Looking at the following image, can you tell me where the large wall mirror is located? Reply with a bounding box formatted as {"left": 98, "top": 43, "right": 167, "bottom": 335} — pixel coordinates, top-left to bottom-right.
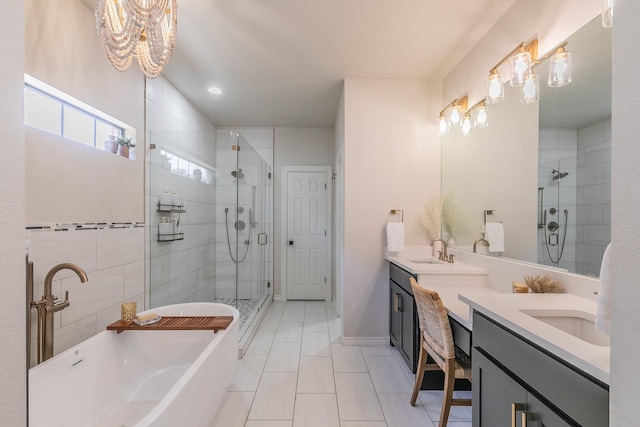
{"left": 442, "top": 16, "right": 611, "bottom": 278}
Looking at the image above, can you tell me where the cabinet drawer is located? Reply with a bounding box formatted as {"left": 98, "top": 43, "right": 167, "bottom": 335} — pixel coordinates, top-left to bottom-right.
{"left": 473, "top": 311, "right": 609, "bottom": 427}
{"left": 389, "top": 263, "right": 415, "bottom": 294}
{"left": 450, "top": 317, "right": 471, "bottom": 355}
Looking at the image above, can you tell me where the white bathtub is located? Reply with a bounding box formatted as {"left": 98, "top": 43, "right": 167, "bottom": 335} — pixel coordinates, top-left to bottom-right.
{"left": 29, "top": 302, "right": 239, "bottom": 427}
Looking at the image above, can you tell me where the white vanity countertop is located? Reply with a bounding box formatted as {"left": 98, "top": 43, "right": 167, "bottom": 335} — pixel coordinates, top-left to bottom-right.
{"left": 425, "top": 286, "right": 499, "bottom": 328}
{"left": 386, "top": 255, "right": 487, "bottom": 275}
{"left": 460, "top": 293, "right": 610, "bottom": 385}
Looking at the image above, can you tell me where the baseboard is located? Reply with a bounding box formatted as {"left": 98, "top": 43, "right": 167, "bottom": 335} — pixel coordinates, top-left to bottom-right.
{"left": 341, "top": 336, "right": 390, "bottom": 346}
{"left": 273, "top": 295, "right": 286, "bottom": 301}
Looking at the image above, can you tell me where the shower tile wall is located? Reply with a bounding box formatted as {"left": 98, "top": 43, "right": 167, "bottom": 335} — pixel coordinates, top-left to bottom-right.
{"left": 215, "top": 129, "right": 274, "bottom": 301}
{"left": 538, "top": 118, "right": 611, "bottom": 275}
{"left": 576, "top": 119, "right": 611, "bottom": 276}
{"left": 538, "top": 129, "right": 577, "bottom": 271}
{"left": 146, "top": 77, "right": 218, "bottom": 307}
{"left": 27, "top": 226, "right": 145, "bottom": 365}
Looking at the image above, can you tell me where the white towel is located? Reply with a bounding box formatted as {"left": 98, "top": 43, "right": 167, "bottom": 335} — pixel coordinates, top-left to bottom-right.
{"left": 596, "top": 243, "right": 612, "bottom": 335}
{"left": 386, "top": 223, "right": 405, "bottom": 252}
{"left": 485, "top": 222, "right": 505, "bottom": 252}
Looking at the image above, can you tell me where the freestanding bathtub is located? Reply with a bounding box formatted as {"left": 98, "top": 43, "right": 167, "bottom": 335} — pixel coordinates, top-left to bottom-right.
{"left": 29, "top": 302, "right": 239, "bottom": 427}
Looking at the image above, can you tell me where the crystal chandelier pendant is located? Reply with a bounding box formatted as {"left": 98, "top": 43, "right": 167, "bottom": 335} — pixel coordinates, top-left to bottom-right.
{"left": 96, "top": 0, "right": 178, "bottom": 79}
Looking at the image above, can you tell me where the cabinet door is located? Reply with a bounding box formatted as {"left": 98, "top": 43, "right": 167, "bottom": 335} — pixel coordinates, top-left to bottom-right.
{"left": 389, "top": 282, "right": 402, "bottom": 348}
{"left": 524, "top": 393, "right": 574, "bottom": 427}
{"left": 472, "top": 348, "right": 527, "bottom": 427}
{"left": 400, "top": 288, "right": 414, "bottom": 368}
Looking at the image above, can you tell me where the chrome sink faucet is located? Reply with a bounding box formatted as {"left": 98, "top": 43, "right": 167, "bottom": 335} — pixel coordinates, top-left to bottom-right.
{"left": 33, "top": 263, "right": 88, "bottom": 363}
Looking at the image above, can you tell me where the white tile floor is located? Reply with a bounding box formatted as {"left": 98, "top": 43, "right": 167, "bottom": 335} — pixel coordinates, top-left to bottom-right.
{"left": 213, "top": 300, "right": 473, "bottom": 427}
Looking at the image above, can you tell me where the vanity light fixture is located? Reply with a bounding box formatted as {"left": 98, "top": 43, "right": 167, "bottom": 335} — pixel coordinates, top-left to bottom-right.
{"left": 437, "top": 96, "right": 467, "bottom": 135}
{"left": 95, "top": 0, "right": 178, "bottom": 79}
{"left": 448, "top": 97, "right": 467, "bottom": 127}
{"left": 486, "top": 68, "right": 504, "bottom": 104}
{"left": 438, "top": 113, "right": 449, "bottom": 135}
{"left": 602, "top": 0, "right": 614, "bottom": 28}
{"left": 486, "top": 39, "right": 538, "bottom": 103}
{"left": 474, "top": 101, "right": 488, "bottom": 127}
{"left": 521, "top": 72, "right": 540, "bottom": 104}
{"left": 461, "top": 112, "right": 472, "bottom": 136}
{"left": 509, "top": 46, "right": 532, "bottom": 87}
{"left": 547, "top": 45, "right": 573, "bottom": 87}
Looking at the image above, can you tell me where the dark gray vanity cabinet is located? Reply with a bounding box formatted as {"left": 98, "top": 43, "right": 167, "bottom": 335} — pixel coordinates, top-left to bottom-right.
{"left": 472, "top": 311, "right": 609, "bottom": 427}
{"left": 389, "top": 263, "right": 417, "bottom": 369}
{"left": 388, "top": 262, "right": 471, "bottom": 391}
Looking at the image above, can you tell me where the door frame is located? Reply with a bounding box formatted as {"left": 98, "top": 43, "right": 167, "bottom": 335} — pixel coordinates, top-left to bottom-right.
{"left": 280, "top": 165, "right": 333, "bottom": 301}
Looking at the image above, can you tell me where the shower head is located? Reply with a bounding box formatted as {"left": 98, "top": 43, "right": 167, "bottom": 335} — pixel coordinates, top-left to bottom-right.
{"left": 552, "top": 169, "right": 569, "bottom": 180}
{"left": 231, "top": 169, "right": 244, "bottom": 179}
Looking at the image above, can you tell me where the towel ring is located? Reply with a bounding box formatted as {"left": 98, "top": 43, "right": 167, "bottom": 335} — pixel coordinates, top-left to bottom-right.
{"left": 388, "top": 209, "right": 404, "bottom": 224}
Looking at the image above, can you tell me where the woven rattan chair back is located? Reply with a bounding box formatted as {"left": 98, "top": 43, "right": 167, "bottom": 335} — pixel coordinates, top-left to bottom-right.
{"left": 409, "top": 278, "right": 456, "bottom": 365}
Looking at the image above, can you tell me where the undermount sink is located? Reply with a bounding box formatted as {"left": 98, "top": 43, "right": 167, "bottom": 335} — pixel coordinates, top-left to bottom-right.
{"left": 408, "top": 259, "right": 444, "bottom": 265}
{"left": 519, "top": 309, "right": 610, "bottom": 347}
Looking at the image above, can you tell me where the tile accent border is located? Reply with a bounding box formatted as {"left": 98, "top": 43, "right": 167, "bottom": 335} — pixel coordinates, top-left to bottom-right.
{"left": 26, "top": 222, "right": 145, "bottom": 232}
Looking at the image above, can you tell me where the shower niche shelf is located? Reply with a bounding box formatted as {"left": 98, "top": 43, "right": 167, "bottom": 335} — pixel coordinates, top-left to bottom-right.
{"left": 157, "top": 229, "right": 184, "bottom": 242}
{"left": 157, "top": 202, "right": 185, "bottom": 213}
{"left": 156, "top": 201, "right": 185, "bottom": 241}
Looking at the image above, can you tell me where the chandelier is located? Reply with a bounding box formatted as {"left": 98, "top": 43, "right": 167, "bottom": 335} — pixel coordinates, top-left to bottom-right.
{"left": 95, "top": 0, "right": 178, "bottom": 79}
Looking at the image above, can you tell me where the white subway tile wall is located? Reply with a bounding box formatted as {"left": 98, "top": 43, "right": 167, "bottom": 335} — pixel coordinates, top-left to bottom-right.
{"left": 28, "top": 226, "right": 145, "bottom": 364}
{"left": 538, "top": 118, "right": 611, "bottom": 275}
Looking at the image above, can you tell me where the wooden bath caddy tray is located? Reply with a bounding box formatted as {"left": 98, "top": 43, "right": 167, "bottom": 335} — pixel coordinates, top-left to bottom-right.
{"left": 107, "top": 316, "right": 234, "bottom": 334}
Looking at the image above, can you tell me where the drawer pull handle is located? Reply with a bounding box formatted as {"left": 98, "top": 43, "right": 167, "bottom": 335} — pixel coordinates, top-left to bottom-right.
{"left": 511, "top": 403, "right": 524, "bottom": 427}
{"left": 394, "top": 293, "right": 401, "bottom": 313}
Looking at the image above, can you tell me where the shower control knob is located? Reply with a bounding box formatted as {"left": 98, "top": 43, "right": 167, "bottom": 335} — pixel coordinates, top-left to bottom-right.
{"left": 549, "top": 207, "right": 557, "bottom": 215}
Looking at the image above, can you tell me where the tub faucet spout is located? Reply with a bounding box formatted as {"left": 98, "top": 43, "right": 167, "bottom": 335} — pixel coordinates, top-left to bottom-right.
{"left": 36, "top": 263, "right": 88, "bottom": 363}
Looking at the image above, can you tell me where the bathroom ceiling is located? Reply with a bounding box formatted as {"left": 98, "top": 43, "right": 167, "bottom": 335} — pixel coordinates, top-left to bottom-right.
{"left": 82, "top": 0, "right": 518, "bottom": 127}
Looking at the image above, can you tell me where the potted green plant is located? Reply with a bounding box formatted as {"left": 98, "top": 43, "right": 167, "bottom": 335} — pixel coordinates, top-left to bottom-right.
{"left": 116, "top": 136, "right": 136, "bottom": 158}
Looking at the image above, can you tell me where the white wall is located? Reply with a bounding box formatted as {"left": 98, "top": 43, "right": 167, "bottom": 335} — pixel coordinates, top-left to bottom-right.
{"left": 25, "top": 0, "right": 145, "bottom": 223}
{"left": 273, "top": 127, "right": 335, "bottom": 297}
{"left": 342, "top": 79, "right": 440, "bottom": 342}
{"left": 610, "top": 1, "right": 640, "bottom": 423}
{"left": 0, "top": 0, "right": 26, "bottom": 424}
{"left": 334, "top": 91, "right": 346, "bottom": 315}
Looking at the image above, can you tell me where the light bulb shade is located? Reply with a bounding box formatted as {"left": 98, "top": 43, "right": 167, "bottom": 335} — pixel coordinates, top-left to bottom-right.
{"left": 509, "top": 50, "right": 531, "bottom": 87}
{"left": 438, "top": 114, "right": 449, "bottom": 135}
{"left": 96, "top": 0, "right": 178, "bottom": 79}
{"left": 602, "top": 0, "right": 613, "bottom": 27}
{"left": 449, "top": 106, "right": 462, "bottom": 126}
{"left": 461, "top": 113, "right": 472, "bottom": 136}
{"left": 548, "top": 49, "right": 572, "bottom": 87}
{"left": 486, "top": 70, "right": 504, "bottom": 104}
{"left": 475, "top": 105, "right": 488, "bottom": 128}
{"left": 521, "top": 73, "right": 540, "bottom": 104}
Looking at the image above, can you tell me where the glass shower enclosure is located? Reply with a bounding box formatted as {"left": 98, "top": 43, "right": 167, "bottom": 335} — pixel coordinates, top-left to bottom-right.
{"left": 148, "top": 127, "right": 273, "bottom": 350}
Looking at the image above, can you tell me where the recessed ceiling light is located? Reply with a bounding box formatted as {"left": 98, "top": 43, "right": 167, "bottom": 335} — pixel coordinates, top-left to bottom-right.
{"left": 208, "top": 87, "right": 223, "bottom": 95}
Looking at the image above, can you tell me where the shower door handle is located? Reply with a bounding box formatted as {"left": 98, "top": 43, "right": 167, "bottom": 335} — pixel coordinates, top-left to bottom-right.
{"left": 289, "top": 240, "right": 294, "bottom": 246}
{"left": 258, "top": 233, "right": 268, "bottom": 245}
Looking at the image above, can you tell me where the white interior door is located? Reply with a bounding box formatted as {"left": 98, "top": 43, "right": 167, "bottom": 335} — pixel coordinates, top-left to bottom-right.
{"left": 283, "top": 167, "right": 331, "bottom": 300}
